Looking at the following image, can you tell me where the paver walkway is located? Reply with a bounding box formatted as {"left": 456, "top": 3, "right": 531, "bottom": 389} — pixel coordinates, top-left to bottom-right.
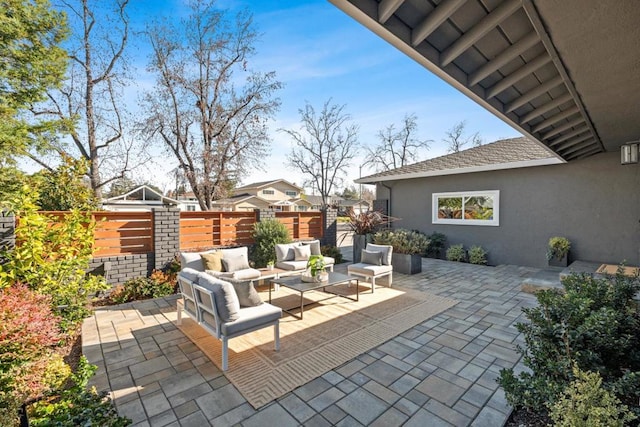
{"left": 82, "top": 258, "right": 540, "bottom": 426}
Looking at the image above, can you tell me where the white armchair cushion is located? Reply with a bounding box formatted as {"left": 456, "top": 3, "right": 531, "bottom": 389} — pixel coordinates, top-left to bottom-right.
{"left": 197, "top": 274, "right": 240, "bottom": 322}
{"left": 348, "top": 263, "right": 393, "bottom": 276}
{"left": 361, "top": 249, "right": 382, "bottom": 266}
{"left": 221, "top": 303, "right": 282, "bottom": 336}
{"left": 366, "top": 243, "right": 393, "bottom": 265}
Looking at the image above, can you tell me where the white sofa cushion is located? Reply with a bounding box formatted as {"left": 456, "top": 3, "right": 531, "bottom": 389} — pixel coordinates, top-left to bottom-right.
{"left": 276, "top": 260, "right": 308, "bottom": 271}
{"left": 275, "top": 242, "right": 296, "bottom": 262}
{"left": 301, "top": 240, "right": 322, "bottom": 256}
{"left": 294, "top": 244, "right": 311, "bottom": 260}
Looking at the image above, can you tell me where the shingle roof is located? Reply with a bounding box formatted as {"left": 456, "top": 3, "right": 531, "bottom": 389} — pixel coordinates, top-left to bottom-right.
{"left": 235, "top": 179, "right": 302, "bottom": 191}
{"left": 358, "top": 137, "right": 561, "bottom": 183}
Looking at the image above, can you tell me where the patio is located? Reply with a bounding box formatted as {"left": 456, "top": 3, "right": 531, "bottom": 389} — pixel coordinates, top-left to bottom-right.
{"left": 83, "top": 258, "right": 540, "bottom": 426}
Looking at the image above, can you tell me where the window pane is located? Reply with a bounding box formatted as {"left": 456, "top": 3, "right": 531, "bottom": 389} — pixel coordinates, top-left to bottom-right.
{"left": 464, "top": 196, "right": 493, "bottom": 220}
{"left": 437, "top": 197, "right": 462, "bottom": 219}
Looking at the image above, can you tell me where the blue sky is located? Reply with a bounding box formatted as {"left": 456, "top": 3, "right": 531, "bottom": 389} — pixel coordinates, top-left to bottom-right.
{"left": 128, "top": 0, "right": 521, "bottom": 192}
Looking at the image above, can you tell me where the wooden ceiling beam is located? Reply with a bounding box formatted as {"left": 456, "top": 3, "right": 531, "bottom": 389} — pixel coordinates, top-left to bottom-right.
{"left": 530, "top": 105, "right": 579, "bottom": 133}
{"left": 548, "top": 126, "right": 589, "bottom": 146}
{"left": 541, "top": 117, "right": 586, "bottom": 140}
{"left": 469, "top": 32, "right": 539, "bottom": 86}
{"left": 519, "top": 93, "right": 572, "bottom": 123}
{"left": 378, "top": 0, "right": 404, "bottom": 24}
{"left": 440, "top": 0, "right": 521, "bottom": 67}
{"left": 505, "top": 76, "right": 564, "bottom": 113}
{"left": 486, "top": 53, "right": 551, "bottom": 99}
{"left": 411, "top": 0, "right": 468, "bottom": 46}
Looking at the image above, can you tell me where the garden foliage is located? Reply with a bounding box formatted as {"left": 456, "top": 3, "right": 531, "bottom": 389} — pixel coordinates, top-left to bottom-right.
{"left": 425, "top": 232, "right": 446, "bottom": 258}
{"left": 445, "top": 244, "right": 467, "bottom": 262}
{"left": 251, "top": 219, "right": 291, "bottom": 267}
{"left": 109, "top": 273, "right": 176, "bottom": 305}
{"left": 0, "top": 186, "right": 107, "bottom": 330}
{"left": 549, "top": 365, "right": 636, "bottom": 427}
{"left": 321, "top": 245, "right": 343, "bottom": 264}
{"left": 372, "top": 228, "right": 429, "bottom": 255}
{"left": 498, "top": 271, "right": 640, "bottom": 422}
{"left": 468, "top": 245, "right": 488, "bottom": 265}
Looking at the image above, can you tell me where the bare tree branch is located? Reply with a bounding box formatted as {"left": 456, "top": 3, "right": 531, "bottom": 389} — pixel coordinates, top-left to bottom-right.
{"left": 443, "top": 120, "right": 483, "bottom": 153}
{"left": 282, "top": 99, "right": 360, "bottom": 208}
{"left": 365, "top": 113, "right": 430, "bottom": 171}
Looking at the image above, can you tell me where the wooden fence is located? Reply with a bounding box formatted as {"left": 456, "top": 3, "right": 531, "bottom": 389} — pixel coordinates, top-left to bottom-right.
{"left": 31, "top": 210, "right": 325, "bottom": 257}
{"left": 179, "top": 211, "right": 257, "bottom": 251}
{"left": 276, "top": 212, "right": 324, "bottom": 240}
{"left": 93, "top": 212, "right": 154, "bottom": 257}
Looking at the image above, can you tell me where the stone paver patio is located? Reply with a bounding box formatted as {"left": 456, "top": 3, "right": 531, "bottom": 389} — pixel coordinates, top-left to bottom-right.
{"left": 83, "top": 258, "right": 540, "bottom": 426}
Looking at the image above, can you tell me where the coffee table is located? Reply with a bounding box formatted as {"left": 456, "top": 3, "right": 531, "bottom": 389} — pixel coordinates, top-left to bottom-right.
{"left": 269, "top": 272, "right": 359, "bottom": 319}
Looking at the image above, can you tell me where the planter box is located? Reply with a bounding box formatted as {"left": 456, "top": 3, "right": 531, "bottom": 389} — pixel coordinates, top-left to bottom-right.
{"left": 352, "top": 234, "right": 368, "bottom": 263}
{"left": 392, "top": 253, "right": 422, "bottom": 275}
{"left": 548, "top": 253, "right": 568, "bottom": 268}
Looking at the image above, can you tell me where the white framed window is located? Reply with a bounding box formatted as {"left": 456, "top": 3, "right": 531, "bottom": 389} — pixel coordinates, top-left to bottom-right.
{"left": 262, "top": 189, "right": 275, "bottom": 195}
{"left": 432, "top": 190, "right": 499, "bottom": 226}
{"left": 285, "top": 190, "right": 297, "bottom": 197}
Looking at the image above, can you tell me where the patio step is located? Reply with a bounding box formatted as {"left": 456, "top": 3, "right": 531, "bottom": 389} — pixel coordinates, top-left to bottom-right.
{"left": 522, "top": 261, "right": 604, "bottom": 294}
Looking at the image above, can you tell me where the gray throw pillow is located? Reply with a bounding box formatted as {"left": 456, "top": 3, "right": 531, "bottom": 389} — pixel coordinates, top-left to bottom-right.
{"left": 221, "top": 254, "right": 250, "bottom": 272}
{"left": 302, "top": 240, "right": 322, "bottom": 256}
{"left": 361, "top": 249, "right": 383, "bottom": 266}
{"left": 231, "top": 281, "right": 263, "bottom": 307}
{"left": 196, "top": 274, "right": 240, "bottom": 322}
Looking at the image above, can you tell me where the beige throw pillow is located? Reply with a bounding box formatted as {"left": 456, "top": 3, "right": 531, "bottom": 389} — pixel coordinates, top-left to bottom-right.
{"left": 200, "top": 252, "right": 223, "bottom": 272}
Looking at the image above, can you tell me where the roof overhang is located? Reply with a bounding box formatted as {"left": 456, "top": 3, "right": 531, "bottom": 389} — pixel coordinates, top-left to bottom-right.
{"left": 329, "top": 0, "right": 640, "bottom": 161}
{"left": 357, "top": 156, "right": 561, "bottom": 183}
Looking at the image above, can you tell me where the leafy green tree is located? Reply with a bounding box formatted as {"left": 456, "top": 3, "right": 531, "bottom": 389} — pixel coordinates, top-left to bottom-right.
{"left": 33, "top": 155, "right": 98, "bottom": 210}
{"left": 0, "top": 0, "right": 68, "bottom": 164}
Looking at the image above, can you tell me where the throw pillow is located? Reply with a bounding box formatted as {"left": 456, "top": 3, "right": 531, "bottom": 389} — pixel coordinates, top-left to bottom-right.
{"left": 366, "top": 243, "right": 392, "bottom": 265}
{"left": 302, "top": 240, "right": 322, "bottom": 256}
{"left": 294, "top": 244, "right": 311, "bottom": 261}
{"left": 221, "top": 254, "right": 250, "bottom": 272}
{"left": 361, "top": 249, "right": 383, "bottom": 266}
{"left": 231, "top": 281, "right": 263, "bottom": 307}
{"left": 200, "top": 252, "right": 223, "bottom": 272}
{"left": 275, "top": 243, "right": 295, "bottom": 261}
{"left": 196, "top": 274, "right": 240, "bottom": 322}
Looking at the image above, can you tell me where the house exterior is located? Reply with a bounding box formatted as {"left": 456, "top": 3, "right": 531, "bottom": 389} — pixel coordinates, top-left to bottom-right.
{"left": 210, "top": 179, "right": 315, "bottom": 212}
{"left": 359, "top": 138, "right": 639, "bottom": 268}
{"left": 335, "top": 0, "right": 640, "bottom": 268}
{"left": 102, "top": 185, "right": 179, "bottom": 212}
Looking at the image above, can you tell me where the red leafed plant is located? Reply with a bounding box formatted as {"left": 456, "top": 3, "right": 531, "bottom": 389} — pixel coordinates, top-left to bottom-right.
{"left": 0, "top": 284, "right": 63, "bottom": 366}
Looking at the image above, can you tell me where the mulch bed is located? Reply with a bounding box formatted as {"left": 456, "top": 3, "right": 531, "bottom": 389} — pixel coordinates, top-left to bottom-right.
{"left": 505, "top": 408, "right": 551, "bottom": 426}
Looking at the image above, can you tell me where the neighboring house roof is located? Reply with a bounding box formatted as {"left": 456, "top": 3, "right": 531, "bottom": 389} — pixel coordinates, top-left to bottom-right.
{"left": 211, "top": 193, "right": 260, "bottom": 205}
{"left": 338, "top": 199, "right": 370, "bottom": 208}
{"left": 304, "top": 195, "right": 344, "bottom": 206}
{"left": 357, "top": 137, "right": 562, "bottom": 183}
{"left": 103, "top": 185, "right": 179, "bottom": 206}
{"left": 235, "top": 179, "right": 303, "bottom": 192}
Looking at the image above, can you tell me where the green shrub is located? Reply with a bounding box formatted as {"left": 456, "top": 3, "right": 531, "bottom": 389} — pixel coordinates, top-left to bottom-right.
{"left": 425, "top": 232, "right": 446, "bottom": 258}
{"left": 29, "top": 356, "right": 130, "bottom": 426}
{"left": 372, "top": 228, "right": 429, "bottom": 255}
{"left": 446, "top": 244, "right": 466, "bottom": 262}
{"left": 0, "top": 186, "right": 108, "bottom": 331}
{"left": 549, "top": 365, "right": 637, "bottom": 427}
{"left": 547, "top": 236, "right": 571, "bottom": 261}
{"left": 250, "top": 219, "right": 291, "bottom": 267}
{"left": 109, "top": 276, "right": 174, "bottom": 304}
{"left": 498, "top": 272, "right": 640, "bottom": 419}
{"left": 468, "top": 245, "right": 488, "bottom": 265}
{"left": 321, "top": 245, "right": 343, "bottom": 264}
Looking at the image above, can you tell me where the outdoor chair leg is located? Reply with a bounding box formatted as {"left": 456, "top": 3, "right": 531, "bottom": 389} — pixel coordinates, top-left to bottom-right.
{"left": 274, "top": 323, "right": 280, "bottom": 351}
{"left": 222, "top": 337, "right": 229, "bottom": 371}
{"left": 176, "top": 300, "right": 183, "bottom": 325}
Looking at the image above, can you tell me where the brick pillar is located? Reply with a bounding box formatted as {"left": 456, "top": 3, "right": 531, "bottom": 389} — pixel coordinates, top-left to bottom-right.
{"left": 321, "top": 208, "right": 337, "bottom": 247}
{"left": 0, "top": 211, "right": 15, "bottom": 263}
{"left": 372, "top": 199, "right": 388, "bottom": 216}
{"left": 153, "top": 207, "right": 180, "bottom": 270}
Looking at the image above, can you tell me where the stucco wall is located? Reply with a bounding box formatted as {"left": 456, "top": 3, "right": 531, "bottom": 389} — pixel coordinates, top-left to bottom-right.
{"left": 376, "top": 152, "right": 640, "bottom": 267}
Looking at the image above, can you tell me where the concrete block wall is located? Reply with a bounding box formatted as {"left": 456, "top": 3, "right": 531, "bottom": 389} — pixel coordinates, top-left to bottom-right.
{"left": 88, "top": 254, "right": 153, "bottom": 286}
{"left": 153, "top": 207, "right": 180, "bottom": 270}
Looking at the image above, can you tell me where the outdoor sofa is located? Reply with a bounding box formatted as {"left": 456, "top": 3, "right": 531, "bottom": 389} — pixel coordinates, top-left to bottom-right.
{"left": 180, "top": 246, "right": 261, "bottom": 284}
{"left": 274, "top": 240, "right": 334, "bottom": 274}
{"left": 177, "top": 267, "right": 282, "bottom": 371}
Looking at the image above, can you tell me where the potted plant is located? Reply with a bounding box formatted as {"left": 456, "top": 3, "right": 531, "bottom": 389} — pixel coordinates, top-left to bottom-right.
{"left": 547, "top": 236, "right": 571, "bottom": 267}
{"left": 345, "top": 210, "right": 394, "bottom": 263}
{"left": 266, "top": 260, "right": 274, "bottom": 271}
{"left": 372, "top": 228, "right": 428, "bottom": 274}
{"left": 303, "top": 254, "right": 328, "bottom": 282}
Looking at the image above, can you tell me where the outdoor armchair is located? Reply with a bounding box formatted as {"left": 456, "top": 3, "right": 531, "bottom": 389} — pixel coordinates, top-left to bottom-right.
{"left": 347, "top": 243, "right": 393, "bottom": 293}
